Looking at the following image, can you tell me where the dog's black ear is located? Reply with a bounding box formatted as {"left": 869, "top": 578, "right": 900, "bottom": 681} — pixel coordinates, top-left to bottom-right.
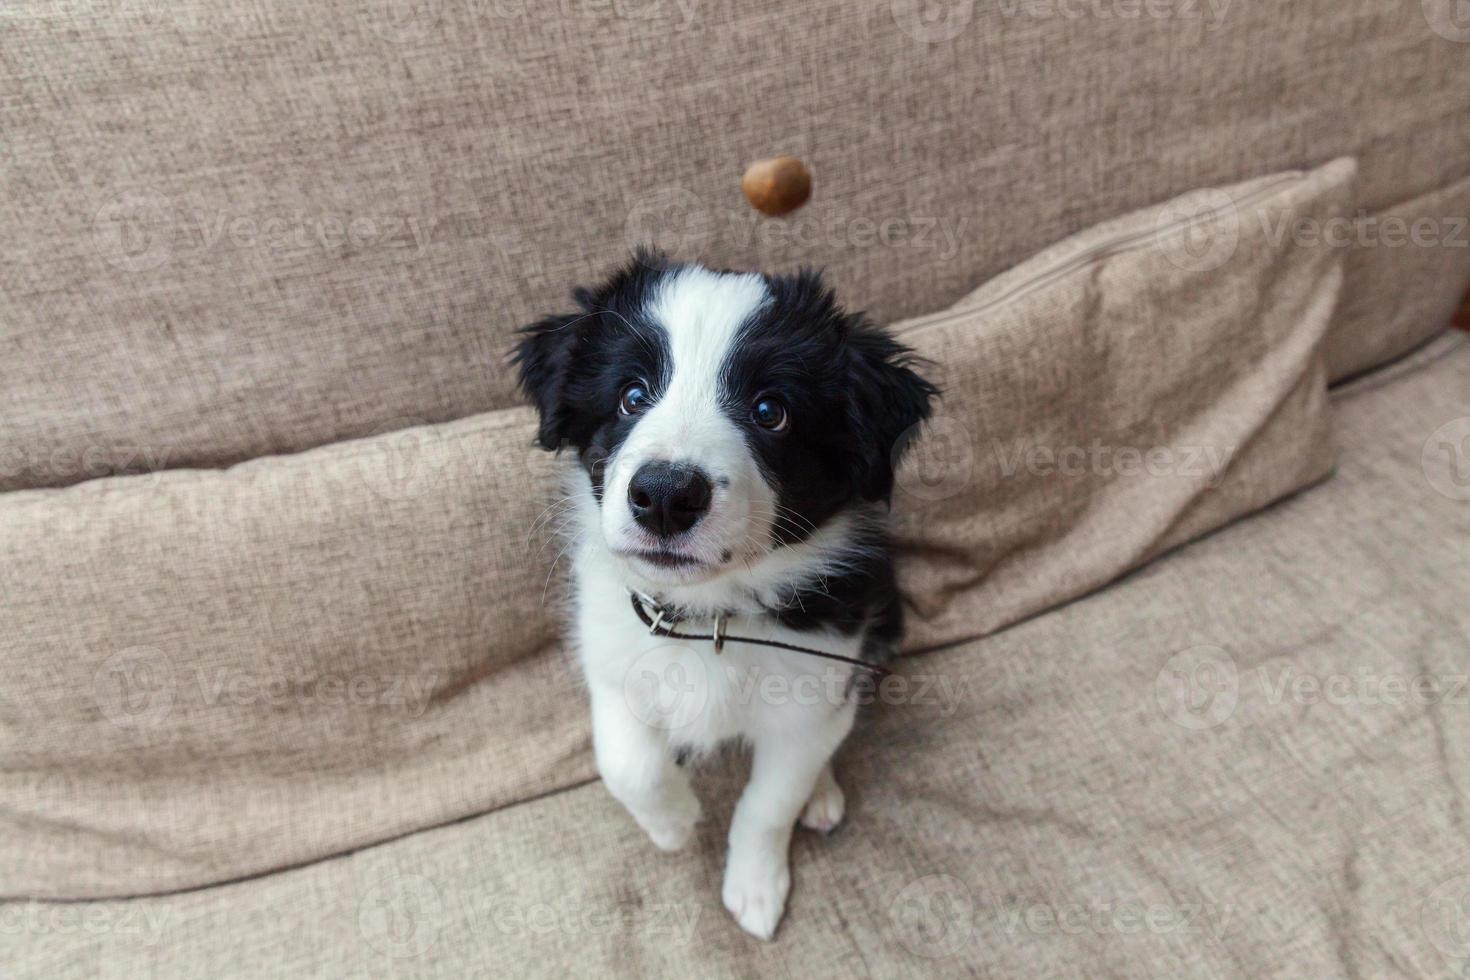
{"left": 843, "top": 322, "right": 938, "bottom": 501}
{"left": 513, "top": 312, "right": 583, "bottom": 451}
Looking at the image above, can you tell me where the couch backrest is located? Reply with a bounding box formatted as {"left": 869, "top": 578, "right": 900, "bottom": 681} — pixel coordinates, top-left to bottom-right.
{"left": 3, "top": 0, "right": 1469, "bottom": 491}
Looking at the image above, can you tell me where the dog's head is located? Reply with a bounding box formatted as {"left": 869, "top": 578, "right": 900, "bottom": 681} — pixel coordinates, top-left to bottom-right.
{"left": 514, "top": 252, "right": 936, "bottom": 587}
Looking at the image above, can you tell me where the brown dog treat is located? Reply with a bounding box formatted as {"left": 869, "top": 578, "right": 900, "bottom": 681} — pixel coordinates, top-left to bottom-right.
{"left": 741, "top": 156, "right": 812, "bottom": 217}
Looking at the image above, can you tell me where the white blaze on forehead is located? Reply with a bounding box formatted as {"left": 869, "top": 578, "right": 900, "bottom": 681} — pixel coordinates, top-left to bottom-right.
{"left": 601, "top": 265, "right": 777, "bottom": 566}
{"left": 648, "top": 266, "right": 770, "bottom": 399}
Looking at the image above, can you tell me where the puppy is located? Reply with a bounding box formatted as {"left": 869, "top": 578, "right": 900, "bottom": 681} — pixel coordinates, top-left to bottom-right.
{"left": 514, "top": 251, "right": 935, "bottom": 939}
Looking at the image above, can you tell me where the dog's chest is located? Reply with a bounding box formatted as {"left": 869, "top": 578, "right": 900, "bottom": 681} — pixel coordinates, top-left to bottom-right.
{"left": 573, "top": 562, "right": 860, "bottom": 750}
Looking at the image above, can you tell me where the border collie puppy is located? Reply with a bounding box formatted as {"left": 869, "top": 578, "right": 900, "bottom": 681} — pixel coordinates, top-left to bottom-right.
{"left": 515, "top": 251, "right": 935, "bottom": 940}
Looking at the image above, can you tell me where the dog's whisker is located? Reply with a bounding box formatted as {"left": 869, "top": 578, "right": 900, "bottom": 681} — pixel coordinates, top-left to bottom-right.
{"left": 527, "top": 497, "right": 583, "bottom": 545}
{"left": 534, "top": 517, "right": 586, "bottom": 558}
{"left": 530, "top": 491, "right": 581, "bottom": 518}
{"left": 541, "top": 532, "right": 584, "bottom": 606}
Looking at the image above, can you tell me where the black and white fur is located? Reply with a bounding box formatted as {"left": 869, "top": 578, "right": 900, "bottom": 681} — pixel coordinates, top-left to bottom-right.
{"left": 515, "top": 251, "right": 935, "bottom": 940}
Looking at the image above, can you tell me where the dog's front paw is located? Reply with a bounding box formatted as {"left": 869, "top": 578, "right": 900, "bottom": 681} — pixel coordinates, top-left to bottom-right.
{"left": 637, "top": 789, "right": 702, "bottom": 852}
{"left": 799, "top": 767, "right": 845, "bottom": 833}
{"left": 722, "top": 849, "right": 791, "bottom": 940}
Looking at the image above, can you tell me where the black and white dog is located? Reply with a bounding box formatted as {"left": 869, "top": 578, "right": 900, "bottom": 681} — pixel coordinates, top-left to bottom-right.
{"left": 515, "top": 251, "right": 935, "bottom": 939}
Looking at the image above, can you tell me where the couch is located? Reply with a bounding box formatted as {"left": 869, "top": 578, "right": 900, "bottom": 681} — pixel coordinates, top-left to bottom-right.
{"left": 3, "top": 0, "right": 1469, "bottom": 976}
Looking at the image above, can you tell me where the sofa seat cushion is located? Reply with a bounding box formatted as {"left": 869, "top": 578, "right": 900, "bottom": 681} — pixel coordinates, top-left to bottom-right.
{"left": 3, "top": 332, "right": 1466, "bottom": 978}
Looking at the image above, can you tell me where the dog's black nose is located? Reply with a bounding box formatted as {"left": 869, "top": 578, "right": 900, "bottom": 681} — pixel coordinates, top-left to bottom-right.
{"left": 628, "top": 462, "right": 712, "bottom": 537}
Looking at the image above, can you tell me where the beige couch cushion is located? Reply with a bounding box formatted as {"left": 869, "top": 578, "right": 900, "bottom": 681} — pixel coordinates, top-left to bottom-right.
{"left": 1323, "top": 172, "right": 1470, "bottom": 380}
{"left": 3, "top": 0, "right": 1467, "bottom": 491}
{"left": 0, "top": 409, "right": 595, "bottom": 897}
{"left": 891, "top": 159, "right": 1353, "bottom": 650}
{"left": 3, "top": 334, "right": 1466, "bottom": 980}
{"left": 0, "top": 161, "right": 1351, "bottom": 899}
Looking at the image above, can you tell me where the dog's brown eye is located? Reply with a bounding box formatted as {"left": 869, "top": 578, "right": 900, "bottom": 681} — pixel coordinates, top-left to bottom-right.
{"left": 751, "top": 396, "right": 789, "bottom": 432}
{"left": 619, "top": 381, "right": 652, "bottom": 416}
